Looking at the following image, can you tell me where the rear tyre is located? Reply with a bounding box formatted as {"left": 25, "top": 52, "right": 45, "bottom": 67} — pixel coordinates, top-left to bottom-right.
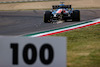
{"left": 72, "top": 10, "right": 80, "bottom": 21}
{"left": 44, "top": 11, "right": 52, "bottom": 23}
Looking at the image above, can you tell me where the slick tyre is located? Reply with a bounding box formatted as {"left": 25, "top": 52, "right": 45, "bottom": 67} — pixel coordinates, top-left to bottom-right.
{"left": 72, "top": 10, "right": 80, "bottom": 21}
{"left": 44, "top": 11, "right": 52, "bottom": 23}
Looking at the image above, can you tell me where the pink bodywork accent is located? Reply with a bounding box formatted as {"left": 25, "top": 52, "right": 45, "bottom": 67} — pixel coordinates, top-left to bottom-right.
{"left": 56, "top": 9, "right": 66, "bottom": 13}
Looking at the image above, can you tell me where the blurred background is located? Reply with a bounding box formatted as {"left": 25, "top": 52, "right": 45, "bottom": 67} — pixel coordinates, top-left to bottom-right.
{"left": 0, "top": 0, "right": 100, "bottom": 10}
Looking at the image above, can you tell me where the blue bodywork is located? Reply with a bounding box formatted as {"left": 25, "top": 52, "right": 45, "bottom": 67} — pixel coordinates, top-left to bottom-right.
{"left": 51, "top": 4, "right": 73, "bottom": 16}
{"left": 44, "top": 2, "right": 80, "bottom": 23}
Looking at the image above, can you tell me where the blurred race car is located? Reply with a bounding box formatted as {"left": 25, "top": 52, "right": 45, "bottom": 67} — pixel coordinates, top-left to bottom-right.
{"left": 44, "top": 2, "right": 80, "bottom": 23}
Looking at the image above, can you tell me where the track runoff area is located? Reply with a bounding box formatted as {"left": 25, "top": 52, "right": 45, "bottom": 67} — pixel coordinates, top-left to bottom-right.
{"left": 24, "top": 18, "right": 100, "bottom": 37}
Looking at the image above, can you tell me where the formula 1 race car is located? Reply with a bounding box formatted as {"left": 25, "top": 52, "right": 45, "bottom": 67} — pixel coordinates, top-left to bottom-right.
{"left": 44, "top": 2, "right": 80, "bottom": 23}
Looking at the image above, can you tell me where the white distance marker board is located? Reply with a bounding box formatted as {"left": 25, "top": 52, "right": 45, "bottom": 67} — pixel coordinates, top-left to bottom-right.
{"left": 0, "top": 37, "right": 66, "bottom": 67}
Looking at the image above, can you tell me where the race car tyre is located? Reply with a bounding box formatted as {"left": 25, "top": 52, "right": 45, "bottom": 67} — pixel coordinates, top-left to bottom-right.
{"left": 44, "top": 11, "right": 52, "bottom": 23}
{"left": 72, "top": 10, "right": 80, "bottom": 21}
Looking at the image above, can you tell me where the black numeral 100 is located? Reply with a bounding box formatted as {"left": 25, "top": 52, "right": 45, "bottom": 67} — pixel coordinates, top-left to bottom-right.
{"left": 10, "top": 43, "right": 54, "bottom": 65}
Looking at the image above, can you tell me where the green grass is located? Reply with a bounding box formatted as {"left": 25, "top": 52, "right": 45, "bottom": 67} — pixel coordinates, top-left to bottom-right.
{"left": 52, "top": 24, "right": 100, "bottom": 67}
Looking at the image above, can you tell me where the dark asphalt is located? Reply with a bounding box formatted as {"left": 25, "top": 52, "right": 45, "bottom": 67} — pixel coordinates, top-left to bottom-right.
{"left": 0, "top": 9, "right": 100, "bottom": 36}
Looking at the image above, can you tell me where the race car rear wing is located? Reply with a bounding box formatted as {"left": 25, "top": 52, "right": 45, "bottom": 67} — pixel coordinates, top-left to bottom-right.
{"left": 52, "top": 5, "right": 71, "bottom": 9}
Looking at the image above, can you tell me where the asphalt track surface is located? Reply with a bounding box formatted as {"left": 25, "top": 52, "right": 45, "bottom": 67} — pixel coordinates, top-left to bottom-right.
{"left": 0, "top": 9, "right": 100, "bottom": 36}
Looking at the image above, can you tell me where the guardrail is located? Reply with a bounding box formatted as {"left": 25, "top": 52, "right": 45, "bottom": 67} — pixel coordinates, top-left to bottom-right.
{"left": 0, "top": 0, "right": 48, "bottom": 3}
